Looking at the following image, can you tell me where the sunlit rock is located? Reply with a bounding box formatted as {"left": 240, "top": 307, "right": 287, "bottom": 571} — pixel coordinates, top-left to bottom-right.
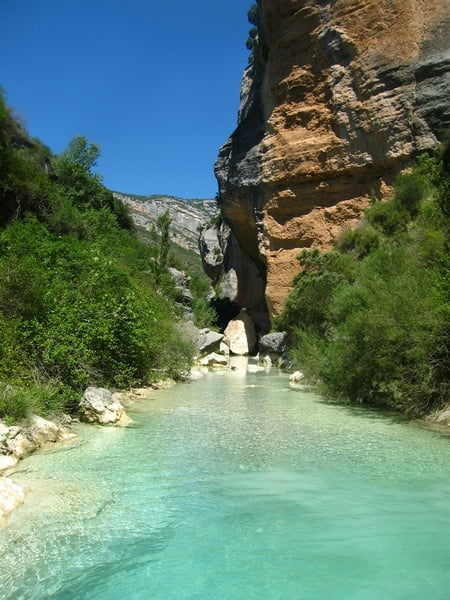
{"left": 223, "top": 311, "right": 257, "bottom": 355}
{"left": 289, "top": 371, "right": 305, "bottom": 384}
{"left": 6, "top": 430, "right": 37, "bottom": 459}
{"left": 0, "top": 455, "right": 18, "bottom": 474}
{"left": 214, "top": 0, "right": 450, "bottom": 321}
{"left": 30, "top": 415, "right": 60, "bottom": 445}
{"left": 79, "top": 387, "right": 125, "bottom": 425}
{"left": 198, "top": 353, "right": 228, "bottom": 367}
{"left": 198, "top": 328, "right": 224, "bottom": 355}
{"left": 0, "top": 477, "right": 25, "bottom": 526}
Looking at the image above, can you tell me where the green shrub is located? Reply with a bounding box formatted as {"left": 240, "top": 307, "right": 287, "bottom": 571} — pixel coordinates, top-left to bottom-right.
{"left": 394, "top": 171, "right": 429, "bottom": 217}
{"left": 365, "top": 200, "right": 410, "bottom": 235}
{"left": 337, "top": 226, "right": 380, "bottom": 258}
{"left": 321, "top": 245, "right": 446, "bottom": 413}
{"left": 275, "top": 248, "right": 355, "bottom": 334}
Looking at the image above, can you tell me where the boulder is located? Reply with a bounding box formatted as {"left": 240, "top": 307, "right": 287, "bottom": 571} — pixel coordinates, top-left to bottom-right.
{"left": 257, "top": 354, "right": 273, "bottom": 367}
{"left": 30, "top": 415, "right": 60, "bottom": 445}
{"left": 259, "top": 332, "right": 288, "bottom": 355}
{"left": 289, "top": 371, "right": 305, "bottom": 383}
{"left": 223, "top": 311, "right": 256, "bottom": 355}
{"left": 0, "top": 455, "right": 18, "bottom": 474}
{"left": 198, "top": 328, "right": 224, "bottom": 354}
{"left": 6, "top": 430, "right": 37, "bottom": 459}
{"left": 79, "top": 387, "right": 125, "bottom": 425}
{"left": 0, "top": 477, "right": 25, "bottom": 525}
{"left": 198, "top": 352, "right": 228, "bottom": 367}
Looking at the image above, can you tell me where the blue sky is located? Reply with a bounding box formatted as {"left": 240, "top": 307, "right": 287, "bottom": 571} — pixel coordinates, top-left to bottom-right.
{"left": 2, "top": 0, "right": 251, "bottom": 198}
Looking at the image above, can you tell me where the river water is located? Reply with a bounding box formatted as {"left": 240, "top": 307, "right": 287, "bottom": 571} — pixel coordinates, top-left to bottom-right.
{"left": 1, "top": 359, "right": 449, "bottom": 599}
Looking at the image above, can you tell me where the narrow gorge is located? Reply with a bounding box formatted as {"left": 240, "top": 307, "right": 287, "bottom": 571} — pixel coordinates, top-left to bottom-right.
{"left": 200, "top": 0, "right": 450, "bottom": 330}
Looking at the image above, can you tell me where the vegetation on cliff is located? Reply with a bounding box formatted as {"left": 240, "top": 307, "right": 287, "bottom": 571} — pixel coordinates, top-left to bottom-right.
{"left": 0, "top": 91, "right": 210, "bottom": 422}
{"left": 276, "top": 147, "right": 450, "bottom": 416}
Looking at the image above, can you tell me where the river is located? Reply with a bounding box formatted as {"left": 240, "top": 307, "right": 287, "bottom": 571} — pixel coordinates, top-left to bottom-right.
{"left": 1, "top": 358, "right": 449, "bottom": 599}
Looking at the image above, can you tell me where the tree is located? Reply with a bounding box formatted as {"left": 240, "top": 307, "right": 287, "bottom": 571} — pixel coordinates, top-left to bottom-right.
{"left": 156, "top": 209, "right": 171, "bottom": 269}
{"left": 60, "top": 135, "right": 100, "bottom": 173}
{"left": 150, "top": 209, "right": 172, "bottom": 286}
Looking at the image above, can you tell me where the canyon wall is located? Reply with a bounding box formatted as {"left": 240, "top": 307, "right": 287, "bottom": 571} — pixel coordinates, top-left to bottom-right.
{"left": 209, "top": 0, "right": 450, "bottom": 328}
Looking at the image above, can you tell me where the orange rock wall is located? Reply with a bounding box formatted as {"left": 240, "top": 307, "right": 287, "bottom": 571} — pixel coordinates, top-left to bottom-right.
{"left": 214, "top": 0, "right": 450, "bottom": 322}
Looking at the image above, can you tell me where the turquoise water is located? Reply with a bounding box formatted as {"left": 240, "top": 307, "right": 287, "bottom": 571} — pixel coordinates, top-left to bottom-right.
{"left": 1, "top": 359, "right": 449, "bottom": 599}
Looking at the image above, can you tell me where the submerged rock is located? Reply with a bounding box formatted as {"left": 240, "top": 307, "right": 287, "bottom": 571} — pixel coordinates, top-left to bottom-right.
{"left": 0, "top": 455, "right": 18, "bottom": 473}
{"left": 198, "top": 352, "right": 228, "bottom": 367}
{"left": 79, "top": 387, "right": 125, "bottom": 425}
{"left": 0, "top": 477, "right": 25, "bottom": 526}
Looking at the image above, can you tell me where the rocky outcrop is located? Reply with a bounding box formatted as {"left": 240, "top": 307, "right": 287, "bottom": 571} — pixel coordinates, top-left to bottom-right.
{"left": 211, "top": 0, "right": 450, "bottom": 322}
{"left": 79, "top": 387, "right": 126, "bottom": 425}
{"left": 114, "top": 193, "right": 217, "bottom": 253}
{"left": 0, "top": 415, "right": 74, "bottom": 525}
{"left": 199, "top": 220, "right": 270, "bottom": 332}
{"left": 0, "top": 416, "right": 73, "bottom": 470}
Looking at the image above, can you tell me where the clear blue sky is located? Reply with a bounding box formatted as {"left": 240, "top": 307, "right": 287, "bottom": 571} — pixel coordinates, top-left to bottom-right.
{"left": 2, "top": 0, "right": 251, "bottom": 199}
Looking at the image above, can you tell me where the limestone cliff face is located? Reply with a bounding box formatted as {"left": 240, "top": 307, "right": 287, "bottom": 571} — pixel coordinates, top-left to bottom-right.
{"left": 212, "top": 0, "right": 450, "bottom": 324}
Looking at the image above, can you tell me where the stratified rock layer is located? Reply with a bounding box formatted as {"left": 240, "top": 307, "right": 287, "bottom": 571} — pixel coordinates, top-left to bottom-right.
{"left": 213, "top": 0, "right": 450, "bottom": 321}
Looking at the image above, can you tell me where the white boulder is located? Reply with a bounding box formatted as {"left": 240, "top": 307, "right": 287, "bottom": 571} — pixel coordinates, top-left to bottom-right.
{"left": 79, "top": 387, "right": 125, "bottom": 425}
{"left": 289, "top": 371, "right": 305, "bottom": 383}
{"left": 223, "top": 311, "right": 256, "bottom": 355}
{"left": 198, "top": 352, "right": 228, "bottom": 367}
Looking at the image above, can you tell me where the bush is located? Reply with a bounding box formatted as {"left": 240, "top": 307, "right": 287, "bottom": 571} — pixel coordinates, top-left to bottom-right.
{"left": 275, "top": 248, "right": 355, "bottom": 335}
{"left": 277, "top": 151, "right": 450, "bottom": 415}
{"left": 394, "top": 171, "right": 429, "bottom": 217}
{"left": 321, "top": 246, "right": 446, "bottom": 413}
{"left": 337, "top": 226, "right": 380, "bottom": 258}
{"left": 365, "top": 200, "right": 410, "bottom": 235}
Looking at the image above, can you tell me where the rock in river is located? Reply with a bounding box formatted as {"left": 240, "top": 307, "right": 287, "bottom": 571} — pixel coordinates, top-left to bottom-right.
{"left": 79, "top": 387, "right": 126, "bottom": 425}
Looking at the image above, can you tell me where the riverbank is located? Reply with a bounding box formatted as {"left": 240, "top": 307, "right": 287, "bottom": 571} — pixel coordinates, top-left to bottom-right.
{"left": 0, "top": 377, "right": 181, "bottom": 526}
{"left": 0, "top": 416, "right": 76, "bottom": 525}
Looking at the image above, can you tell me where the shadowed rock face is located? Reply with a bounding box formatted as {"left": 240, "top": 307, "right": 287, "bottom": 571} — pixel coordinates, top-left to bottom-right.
{"left": 213, "top": 0, "right": 450, "bottom": 323}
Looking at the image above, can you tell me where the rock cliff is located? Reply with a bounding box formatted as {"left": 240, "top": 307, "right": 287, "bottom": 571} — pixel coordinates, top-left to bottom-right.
{"left": 114, "top": 192, "right": 217, "bottom": 253}
{"left": 210, "top": 0, "right": 450, "bottom": 325}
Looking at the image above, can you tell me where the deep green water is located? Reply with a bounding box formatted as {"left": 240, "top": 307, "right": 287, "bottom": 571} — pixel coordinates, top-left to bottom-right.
{"left": 1, "top": 359, "right": 449, "bottom": 599}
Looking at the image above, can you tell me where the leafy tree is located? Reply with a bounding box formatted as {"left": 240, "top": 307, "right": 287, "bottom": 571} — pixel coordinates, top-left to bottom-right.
{"left": 150, "top": 209, "right": 173, "bottom": 288}
{"left": 59, "top": 135, "right": 100, "bottom": 172}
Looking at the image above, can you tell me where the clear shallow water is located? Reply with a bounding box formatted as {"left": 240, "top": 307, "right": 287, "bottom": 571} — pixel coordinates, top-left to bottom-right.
{"left": 1, "top": 359, "right": 450, "bottom": 600}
